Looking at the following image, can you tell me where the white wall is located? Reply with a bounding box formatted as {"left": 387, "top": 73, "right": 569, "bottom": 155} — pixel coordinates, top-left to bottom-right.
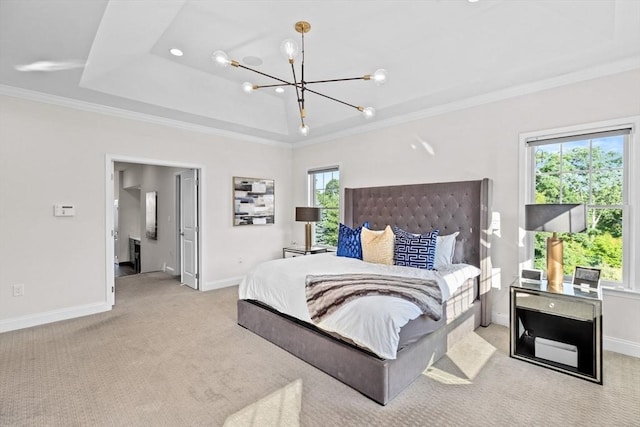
{"left": 292, "top": 69, "right": 640, "bottom": 355}
{"left": 0, "top": 95, "right": 292, "bottom": 330}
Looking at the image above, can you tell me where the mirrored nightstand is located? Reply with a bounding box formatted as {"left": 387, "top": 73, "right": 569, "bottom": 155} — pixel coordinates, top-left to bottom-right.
{"left": 510, "top": 280, "right": 602, "bottom": 384}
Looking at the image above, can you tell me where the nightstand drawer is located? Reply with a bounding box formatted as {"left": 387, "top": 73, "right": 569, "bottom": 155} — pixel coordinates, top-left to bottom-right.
{"left": 515, "top": 292, "right": 594, "bottom": 321}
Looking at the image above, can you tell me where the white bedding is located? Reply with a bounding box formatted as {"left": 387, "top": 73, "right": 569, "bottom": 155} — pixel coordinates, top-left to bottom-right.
{"left": 238, "top": 252, "right": 480, "bottom": 360}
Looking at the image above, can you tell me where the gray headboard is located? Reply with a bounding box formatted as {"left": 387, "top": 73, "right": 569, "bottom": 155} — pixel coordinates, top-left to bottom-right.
{"left": 343, "top": 178, "right": 493, "bottom": 326}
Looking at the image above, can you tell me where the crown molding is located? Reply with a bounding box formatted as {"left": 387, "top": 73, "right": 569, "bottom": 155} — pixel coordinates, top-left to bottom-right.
{"left": 0, "top": 84, "right": 291, "bottom": 149}
{"left": 2, "top": 56, "right": 638, "bottom": 150}
{"left": 295, "top": 57, "right": 640, "bottom": 148}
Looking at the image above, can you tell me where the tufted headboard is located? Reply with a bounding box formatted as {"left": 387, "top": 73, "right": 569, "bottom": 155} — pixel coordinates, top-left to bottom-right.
{"left": 343, "top": 178, "right": 493, "bottom": 325}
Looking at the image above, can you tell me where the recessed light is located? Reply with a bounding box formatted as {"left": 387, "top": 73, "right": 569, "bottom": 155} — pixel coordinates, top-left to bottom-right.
{"left": 275, "top": 87, "right": 285, "bottom": 94}
{"left": 169, "top": 48, "right": 183, "bottom": 57}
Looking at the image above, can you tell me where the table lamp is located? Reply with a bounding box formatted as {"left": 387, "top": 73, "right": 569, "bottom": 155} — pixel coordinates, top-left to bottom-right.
{"left": 296, "top": 207, "right": 322, "bottom": 252}
{"left": 525, "top": 204, "right": 587, "bottom": 288}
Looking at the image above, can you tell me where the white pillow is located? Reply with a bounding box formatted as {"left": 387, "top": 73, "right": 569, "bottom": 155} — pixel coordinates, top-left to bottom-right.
{"left": 434, "top": 232, "right": 459, "bottom": 269}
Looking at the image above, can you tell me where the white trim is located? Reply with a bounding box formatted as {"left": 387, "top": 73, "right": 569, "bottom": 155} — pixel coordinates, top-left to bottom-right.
{"left": 165, "top": 266, "right": 176, "bottom": 274}
{"left": 0, "top": 84, "right": 290, "bottom": 148}
{"left": 603, "top": 286, "right": 640, "bottom": 300}
{"left": 296, "top": 57, "right": 640, "bottom": 148}
{"left": 604, "top": 336, "right": 640, "bottom": 359}
{"left": 3, "top": 58, "right": 638, "bottom": 150}
{"left": 0, "top": 302, "right": 111, "bottom": 333}
{"left": 518, "top": 116, "right": 640, "bottom": 291}
{"left": 202, "top": 276, "right": 243, "bottom": 292}
{"left": 106, "top": 155, "right": 206, "bottom": 302}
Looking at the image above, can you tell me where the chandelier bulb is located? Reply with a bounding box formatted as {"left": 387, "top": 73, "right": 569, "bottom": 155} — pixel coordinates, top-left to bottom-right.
{"left": 362, "top": 107, "right": 376, "bottom": 119}
{"left": 298, "top": 124, "right": 310, "bottom": 136}
{"left": 212, "top": 50, "right": 231, "bottom": 67}
{"left": 372, "top": 69, "right": 388, "bottom": 85}
{"left": 280, "top": 39, "right": 299, "bottom": 61}
{"left": 242, "top": 82, "right": 255, "bottom": 94}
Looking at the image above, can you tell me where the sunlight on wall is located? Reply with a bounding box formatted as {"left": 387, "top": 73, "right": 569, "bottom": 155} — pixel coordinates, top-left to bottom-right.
{"left": 224, "top": 379, "right": 302, "bottom": 427}
{"left": 410, "top": 136, "right": 436, "bottom": 156}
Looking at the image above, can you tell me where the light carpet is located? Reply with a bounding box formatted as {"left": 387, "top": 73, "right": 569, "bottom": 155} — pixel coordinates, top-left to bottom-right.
{"left": 1, "top": 272, "right": 638, "bottom": 426}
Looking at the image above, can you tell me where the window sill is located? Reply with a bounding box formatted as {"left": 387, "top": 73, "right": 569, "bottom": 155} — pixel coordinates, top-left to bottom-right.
{"left": 601, "top": 286, "right": 640, "bottom": 301}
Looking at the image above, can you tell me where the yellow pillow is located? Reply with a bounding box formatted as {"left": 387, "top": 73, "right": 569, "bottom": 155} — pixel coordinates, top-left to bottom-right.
{"left": 361, "top": 225, "right": 395, "bottom": 265}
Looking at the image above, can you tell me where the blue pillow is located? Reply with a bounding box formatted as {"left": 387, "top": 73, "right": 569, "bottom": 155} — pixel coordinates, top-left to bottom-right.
{"left": 393, "top": 226, "right": 439, "bottom": 270}
{"left": 336, "top": 222, "right": 369, "bottom": 259}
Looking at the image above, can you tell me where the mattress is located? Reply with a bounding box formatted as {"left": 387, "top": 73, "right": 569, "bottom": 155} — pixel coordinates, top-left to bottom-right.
{"left": 239, "top": 252, "right": 480, "bottom": 359}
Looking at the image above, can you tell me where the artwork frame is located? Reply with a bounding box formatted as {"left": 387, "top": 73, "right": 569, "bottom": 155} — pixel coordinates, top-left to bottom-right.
{"left": 145, "top": 191, "right": 158, "bottom": 240}
{"left": 572, "top": 266, "right": 601, "bottom": 290}
{"left": 233, "top": 177, "right": 275, "bottom": 226}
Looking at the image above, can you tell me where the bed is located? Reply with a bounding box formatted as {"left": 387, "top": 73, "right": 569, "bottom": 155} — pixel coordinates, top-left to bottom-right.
{"left": 237, "top": 178, "right": 493, "bottom": 405}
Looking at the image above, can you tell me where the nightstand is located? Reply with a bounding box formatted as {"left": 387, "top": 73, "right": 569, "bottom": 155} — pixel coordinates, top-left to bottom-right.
{"left": 282, "top": 246, "right": 328, "bottom": 258}
{"left": 510, "top": 280, "right": 602, "bottom": 384}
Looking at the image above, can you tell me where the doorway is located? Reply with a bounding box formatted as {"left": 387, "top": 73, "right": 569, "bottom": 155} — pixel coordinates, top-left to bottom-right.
{"left": 106, "top": 155, "right": 204, "bottom": 306}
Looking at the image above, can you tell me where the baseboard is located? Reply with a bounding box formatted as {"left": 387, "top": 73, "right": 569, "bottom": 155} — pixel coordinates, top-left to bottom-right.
{"left": 0, "top": 302, "right": 112, "bottom": 333}
{"left": 604, "top": 336, "right": 640, "bottom": 358}
{"left": 202, "top": 276, "right": 243, "bottom": 292}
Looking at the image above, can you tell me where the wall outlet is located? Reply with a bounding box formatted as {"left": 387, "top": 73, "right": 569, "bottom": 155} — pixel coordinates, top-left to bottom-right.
{"left": 13, "top": 284, "right": 24, "bottom": 297}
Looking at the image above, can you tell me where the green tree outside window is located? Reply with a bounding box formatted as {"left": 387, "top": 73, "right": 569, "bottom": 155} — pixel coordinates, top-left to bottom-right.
{"left": 533, "top": 135, "right": 624, "bottom": 282}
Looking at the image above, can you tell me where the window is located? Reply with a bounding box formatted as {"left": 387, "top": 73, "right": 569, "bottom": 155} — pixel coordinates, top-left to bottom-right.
{"left": 524, "top": 125, "right": 633, "bottom": 287}
{"left": 308, "top": 167, "right": 339, "bottom": 246}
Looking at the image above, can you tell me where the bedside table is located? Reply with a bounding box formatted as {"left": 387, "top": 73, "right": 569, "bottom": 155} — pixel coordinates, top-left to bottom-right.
{"left": 510, "top": 280, "right": 602, "bottom": 384}
{"left": 282, "top": 246, "right": 328, "bottom": 258}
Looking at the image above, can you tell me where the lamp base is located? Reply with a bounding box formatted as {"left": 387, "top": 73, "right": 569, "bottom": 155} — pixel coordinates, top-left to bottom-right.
{"left": 305, "top": 223, "right": 312, "bottom": 252}
{"left": 547, "top": 233, "right": 564, "bottom": 288}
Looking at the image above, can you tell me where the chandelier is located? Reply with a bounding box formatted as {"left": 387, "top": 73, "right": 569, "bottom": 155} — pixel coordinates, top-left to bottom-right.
{"left": 212, "top": 21, "right": 387, "bottom": 136}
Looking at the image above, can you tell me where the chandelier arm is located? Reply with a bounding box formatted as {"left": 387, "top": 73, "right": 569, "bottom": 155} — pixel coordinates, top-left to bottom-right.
{"left": 305, "top": 77, "right": 369, "bottom": 84}
{"left": 303, "top": 87, "right": 361, "bottom": 111}
{"left": 236, "top": 64, "right": 292, "bottom": 86}
{"left": 254, "top": 83, "right": 296, "bottom": 89}
{"left": 289, "top": 62, "right": 305, "bottom": 122}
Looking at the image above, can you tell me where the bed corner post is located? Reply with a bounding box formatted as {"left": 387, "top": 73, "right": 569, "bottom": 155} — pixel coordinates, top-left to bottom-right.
{"left": 479, "top": 178, "right": 493, "bottom": 327}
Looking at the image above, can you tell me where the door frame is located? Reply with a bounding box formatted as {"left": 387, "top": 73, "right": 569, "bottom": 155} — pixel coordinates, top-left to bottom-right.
{"left": 105, "top": 154, "right": 205, "bottom": 306}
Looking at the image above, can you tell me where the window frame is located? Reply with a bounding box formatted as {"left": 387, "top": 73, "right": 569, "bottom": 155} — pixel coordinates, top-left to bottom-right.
{"left": 519, "top": 116, "right": 639, "bottom": 292}
{"left": 307, "top": 166, "right": 340, "bottom": 247}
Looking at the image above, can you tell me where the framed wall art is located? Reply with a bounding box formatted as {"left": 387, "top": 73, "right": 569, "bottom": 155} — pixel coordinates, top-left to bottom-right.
{"left": 233, "top": 177, "right": 275, "bottom": 226}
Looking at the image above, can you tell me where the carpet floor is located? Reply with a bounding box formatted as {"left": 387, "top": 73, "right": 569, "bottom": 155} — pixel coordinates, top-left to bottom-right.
{"left": 1, "top": 272, "right": 638, "bottom": 426}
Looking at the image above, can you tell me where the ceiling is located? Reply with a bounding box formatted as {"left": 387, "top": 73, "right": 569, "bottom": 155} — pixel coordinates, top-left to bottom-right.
{"left": 1, "top": 1, "right": 639, "bottom": 145}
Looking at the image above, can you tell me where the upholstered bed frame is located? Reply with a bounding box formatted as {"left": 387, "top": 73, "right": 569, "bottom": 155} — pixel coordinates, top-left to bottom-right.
{"left": 237, "top": 178, "right": 493, "bottom": 405}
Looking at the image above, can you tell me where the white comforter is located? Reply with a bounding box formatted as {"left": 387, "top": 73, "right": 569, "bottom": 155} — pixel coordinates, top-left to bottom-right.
{"left": 238, "top": 252, "right": 480, "bottom": 360}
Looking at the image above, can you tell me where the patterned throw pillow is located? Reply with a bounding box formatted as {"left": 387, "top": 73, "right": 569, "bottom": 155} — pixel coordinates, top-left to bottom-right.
{"left": 336, "top": 222, "right": 369, "bottom": 259}
{"left": 361, "top": 225, "right": 395, "bottom": 265}
{"left": 393, "top": 226, "right": 439, "bottom": 270}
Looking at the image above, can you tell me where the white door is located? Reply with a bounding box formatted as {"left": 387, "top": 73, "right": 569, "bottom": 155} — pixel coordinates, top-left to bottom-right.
{"left": 114, "top": 200, "right": 119, "bottom": 263}
{"left": 179, "top": 169, "right": 198, "bottom": 289}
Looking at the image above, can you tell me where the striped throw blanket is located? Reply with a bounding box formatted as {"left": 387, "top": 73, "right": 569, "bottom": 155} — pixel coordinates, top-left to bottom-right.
{"left": 305, "top": 273, "right": 443, "bottom": 324}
